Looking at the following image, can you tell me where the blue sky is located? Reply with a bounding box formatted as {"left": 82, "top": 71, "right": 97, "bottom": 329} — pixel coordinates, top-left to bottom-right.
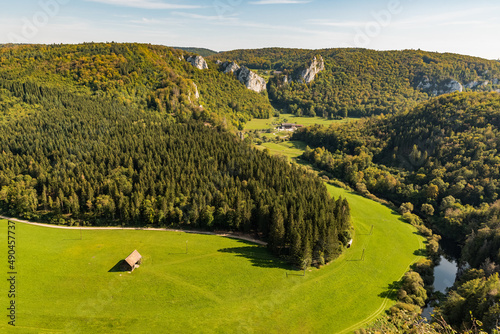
{"left": 1, "top": 0, "right": 499, "bottom": 59}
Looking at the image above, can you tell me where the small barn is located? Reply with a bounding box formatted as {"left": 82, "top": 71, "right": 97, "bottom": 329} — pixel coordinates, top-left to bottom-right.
{"left": 121, "top": 250, "right": 142, "bottom": 272}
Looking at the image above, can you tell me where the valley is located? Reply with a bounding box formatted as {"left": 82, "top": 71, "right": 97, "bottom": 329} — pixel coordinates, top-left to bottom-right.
{"left": 0, "top": 184, "right": 422, "bottom": 333}
{"left": 1, "top": 42, "right": 500, "bottom": 333}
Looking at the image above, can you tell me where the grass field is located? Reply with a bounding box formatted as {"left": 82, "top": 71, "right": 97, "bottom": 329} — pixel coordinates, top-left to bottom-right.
{"left": 244, "top": 115, "right": 353, "bottom": 131}
{"left": 0, "top": 189, "right": 423, "bottom": 334}
{"left": 255, "top": 141, "right": 309, "bottom": 162}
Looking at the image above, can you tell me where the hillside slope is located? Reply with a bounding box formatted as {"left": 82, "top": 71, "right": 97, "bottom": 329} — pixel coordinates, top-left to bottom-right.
{"left": 0, "top": 43, "right": 274, "bottom": 127}
{"left": 172, "top": 46, "right": 218, "bottom": 57}
{"left": 213, "top": 48, "right": 500, "bottom": 118}
{"left": 294, "top": 92, "right": 500, "bottom": 235}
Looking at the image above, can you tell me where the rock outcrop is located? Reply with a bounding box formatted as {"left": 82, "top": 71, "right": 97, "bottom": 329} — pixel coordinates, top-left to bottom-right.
{"left": 186, "top": 55, "right": 208, "bottom": 70}
{"left": 222, "top": 61, "right": 240, "bottom": 74}
{"left": 280, "top": 56, "right": 325, "bottom": 85}
{"left": 417, "top": 78, "right": 463, "bottom": 96}
{"left": 237, "top": 66, "right": 266, "bottom": 93}
{"left": 220, "top": 62, "right": 266, "bottom": 93}
{"left": 192, "top": 82, "right": 200, "bottom": 100}
{"left": 465, "top": 81, "right": 489, "bottom": 89}
{"left": 298, "top": 56, "right": 325, "bottom": 84}
{"left": 418, "top": 76, "right": 500, "bottom": 96}
{"left": 464, "top": 81, "right": 480, "bottom": 89}
{"left": 444, "top": 79, "right": 464, "bottom": 93}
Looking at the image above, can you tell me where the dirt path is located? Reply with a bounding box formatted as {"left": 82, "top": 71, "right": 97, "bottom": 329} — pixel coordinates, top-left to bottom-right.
{"left": 0, "top": 215, "right": 267, "bottom": 246}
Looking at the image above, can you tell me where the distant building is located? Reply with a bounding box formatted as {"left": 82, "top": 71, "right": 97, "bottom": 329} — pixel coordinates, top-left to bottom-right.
{"left": 276, "top": 123, "right": 303, "bottom": 132}
{"left": 121, "top": 250, "right": 142, "bottom": 272}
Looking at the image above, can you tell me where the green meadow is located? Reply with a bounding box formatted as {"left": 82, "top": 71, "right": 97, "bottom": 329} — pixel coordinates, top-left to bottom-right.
{"left": 244, "top": 115, "right": 353, "bottom": 131}
{"left": 0, "top": 186, "right": 423, "bottom": 333}
{"left": 255, "top": 141, "right": 309, "bottom": 162}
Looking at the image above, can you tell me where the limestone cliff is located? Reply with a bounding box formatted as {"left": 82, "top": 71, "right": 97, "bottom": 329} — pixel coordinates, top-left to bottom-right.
{"left": 186, "top": 55, "right": 208, "bottom": 70}
{"left": 222, "top": 61, "right": 240, "bottom": 74}
{"left": 220, "top": 61, "right": 266, "bottom": 93}
{"left": 465, "top": 81, "right": 489, "bottom": 89}
{"left": 237, "top": 66, "right": 267, "bottom": 93}
{"left": 280, "top": 56, "right": 325, "bottom": 85}
{"left": 298, "top": 56, "right": 325, "bottom": 84}
{"left": 417, "top": 78, "right": 463, "bottom": 96}
{"left": 192, "top": 82, "right": 200, "bottom": 100}
{"left": 417, "top": 75, "right": 500, "bottom": 96}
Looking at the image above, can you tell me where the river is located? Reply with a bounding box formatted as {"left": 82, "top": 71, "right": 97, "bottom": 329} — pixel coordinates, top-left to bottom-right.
{"left": 422, "top": 255, "right": 459, "bottom": 319}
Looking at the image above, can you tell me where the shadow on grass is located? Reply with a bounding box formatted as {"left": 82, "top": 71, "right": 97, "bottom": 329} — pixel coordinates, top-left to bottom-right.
{"left": 287, "top": 140, "right": 308, "bottom": 151}
{"left": 379, "top": 280, "right": 402, "bottom": 301}
{"left": 414, "top": 248, "right": 427, "bottom": 256}
{"left": 218, "top": 242, "right": 293, "bottom": 270}
{"left": 108, "top": 260, "right": 126, "bottom": 272}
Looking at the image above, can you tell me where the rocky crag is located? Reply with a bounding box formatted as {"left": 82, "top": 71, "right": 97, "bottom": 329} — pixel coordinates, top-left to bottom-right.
{"left": 298, "top": 56, "right": 325, "bottom": 84}
{"left": 221, "top": 61, "right": 266, "bottom": 93}
{"left": 282, "top": 56, "right": 325, "bottom": 85}
{"left": 417, "top": 77, "right": 500, "bottom": 96}
{"left": 186, "top": 55, "right": 208, "bottom": 70}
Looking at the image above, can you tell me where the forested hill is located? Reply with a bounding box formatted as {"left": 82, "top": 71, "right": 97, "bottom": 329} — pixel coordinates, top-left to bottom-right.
{"left": 0, "top": 43, "right": 273, "bottom": 127}
{"left": 172, "top": 47, "right": 218, "bottom": 57}
{"left": 293, "top": 92, "right": 500, "bottom": 330}
{"left": 294, "top": 92, "right": 500, "bottom": 238}
{"left": 0, "top": 47, "right": 351, "bottom": 267}
{"left": 212, "top": 48, "right": 500, "bottom": 118}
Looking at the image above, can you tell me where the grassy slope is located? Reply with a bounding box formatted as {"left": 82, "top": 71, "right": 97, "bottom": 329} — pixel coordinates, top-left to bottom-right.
{"left": 0, "top": 182, "right": 423, "bottom": 334}
{"left": 256, "top": 141, "right": 309, "bottom": 162}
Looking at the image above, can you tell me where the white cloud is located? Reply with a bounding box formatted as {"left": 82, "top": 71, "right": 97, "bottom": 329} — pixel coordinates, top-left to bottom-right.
{"left": 172, "top": 11, "right": 237, "bottom": 22}
{"left": 392, "top": 7, "right": 498, "bottom": 29}
{"left": 85, "top": 0, "right": 202, "bottom": 10}
{"left": 308, "top": 7, "right": 495, "bottom": 30}
{"left": 249, "top": 0, "right": 311, "bottom": 5}
{"left": 130, "top": 18, "right": 166, "bottom": 24}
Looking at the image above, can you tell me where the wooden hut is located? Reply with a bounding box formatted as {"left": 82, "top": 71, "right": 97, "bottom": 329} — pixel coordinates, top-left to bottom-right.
{"left": 121, "top": 250, "right": 142, "bottom": 272}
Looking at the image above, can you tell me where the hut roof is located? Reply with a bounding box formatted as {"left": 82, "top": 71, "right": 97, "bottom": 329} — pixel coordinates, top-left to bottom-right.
{"left": 124, "top": 250, "right": 142, "bottom": 267}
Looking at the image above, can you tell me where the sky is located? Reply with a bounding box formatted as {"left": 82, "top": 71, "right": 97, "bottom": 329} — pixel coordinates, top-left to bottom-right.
{"left": 1, "top": 0, "right": 499, "bottom": 59}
